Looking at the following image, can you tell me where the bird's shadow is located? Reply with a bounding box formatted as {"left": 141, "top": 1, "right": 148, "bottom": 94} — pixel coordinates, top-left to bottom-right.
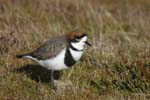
{"left": 14, "top": 64, "right": 61, "bottom": 83}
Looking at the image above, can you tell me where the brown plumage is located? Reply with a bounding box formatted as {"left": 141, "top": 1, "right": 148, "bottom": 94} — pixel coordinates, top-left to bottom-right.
{"left": 66, "top": 31, "right": 85, "bottom": 41}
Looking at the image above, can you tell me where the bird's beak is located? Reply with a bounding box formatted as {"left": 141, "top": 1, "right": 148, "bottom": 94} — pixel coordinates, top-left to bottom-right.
{"left": 85, "top": 40, "right": 92, "bottom": 46}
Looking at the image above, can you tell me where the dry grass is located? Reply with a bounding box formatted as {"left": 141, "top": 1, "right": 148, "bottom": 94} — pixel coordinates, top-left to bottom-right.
{"left": 0, "top": 0, "right": 150, "bottom": 100}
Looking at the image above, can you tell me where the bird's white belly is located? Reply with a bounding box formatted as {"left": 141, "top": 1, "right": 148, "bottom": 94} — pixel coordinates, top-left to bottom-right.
{"left": 38, "top": 48, "right": 68, "bottom": 70}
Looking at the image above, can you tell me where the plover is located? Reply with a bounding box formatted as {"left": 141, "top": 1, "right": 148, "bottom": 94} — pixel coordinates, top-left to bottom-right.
{"left": 16, "top": 31, "right": 92, "bottom": 88}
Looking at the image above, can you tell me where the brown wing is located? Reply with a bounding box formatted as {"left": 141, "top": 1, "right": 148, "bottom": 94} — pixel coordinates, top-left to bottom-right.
{"left": 28, "top": 35, "right": 67, "bottom": 60}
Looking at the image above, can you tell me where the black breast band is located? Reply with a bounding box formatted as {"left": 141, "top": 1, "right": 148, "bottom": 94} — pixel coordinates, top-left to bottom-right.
{"left": 64, "top": 48, "right": 76, "bottom": 67}
{"left": 70, "top": 44, "right": 83, "bottom": 52}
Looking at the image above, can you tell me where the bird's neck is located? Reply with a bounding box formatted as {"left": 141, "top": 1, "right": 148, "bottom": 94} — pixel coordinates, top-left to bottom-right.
{"left": 70, "top": 42, "right": 84, "bottom": 51}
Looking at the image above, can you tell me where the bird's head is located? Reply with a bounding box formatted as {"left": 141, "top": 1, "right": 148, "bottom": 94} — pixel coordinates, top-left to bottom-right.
{"left": 67, "top": 31, "right": 92, "bottom": 47}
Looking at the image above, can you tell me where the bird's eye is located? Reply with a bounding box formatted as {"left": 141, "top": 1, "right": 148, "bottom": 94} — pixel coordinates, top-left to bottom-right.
{"left": 82, "top": 33, "right": 87, "bottom": 37}
{"left": 71, "top": 36, "right": 80, "bottom": 42}
{"left": 76, "top": 36, "right": 81, "bottom": 39}
{"left": 75, "top": 36, "right": 80, "bottom": 41}
{"left": 72, "top": 36, "right": 80, "bottom": 42}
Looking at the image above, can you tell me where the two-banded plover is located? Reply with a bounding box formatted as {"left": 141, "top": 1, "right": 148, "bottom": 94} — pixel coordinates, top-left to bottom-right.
{"left": 16, "top": 31, "right": 92, "bottom": 88}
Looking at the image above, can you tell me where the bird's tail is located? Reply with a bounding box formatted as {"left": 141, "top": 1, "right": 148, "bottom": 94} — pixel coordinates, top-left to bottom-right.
{"left": 16, "top": 54, "right": 28, "bottom": 58}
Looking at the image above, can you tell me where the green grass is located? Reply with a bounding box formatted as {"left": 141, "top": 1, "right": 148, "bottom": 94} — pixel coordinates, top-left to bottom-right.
{"left": 0, "top": 0, "right": 150, "bottom": 99}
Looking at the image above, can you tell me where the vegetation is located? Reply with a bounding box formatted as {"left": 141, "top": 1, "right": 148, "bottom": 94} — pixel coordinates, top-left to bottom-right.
{"left": 0, "top": 0, "right": 150, "bottom": 99}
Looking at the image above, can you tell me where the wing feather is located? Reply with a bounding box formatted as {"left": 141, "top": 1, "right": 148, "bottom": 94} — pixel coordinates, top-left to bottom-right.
{"left": 28, "top": 35, "right": 67, "bottom": 60}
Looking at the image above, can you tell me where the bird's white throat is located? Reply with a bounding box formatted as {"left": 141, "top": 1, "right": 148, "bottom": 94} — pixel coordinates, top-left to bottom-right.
{"left": 69, "top": 36, "right": 87, "bottom": 61}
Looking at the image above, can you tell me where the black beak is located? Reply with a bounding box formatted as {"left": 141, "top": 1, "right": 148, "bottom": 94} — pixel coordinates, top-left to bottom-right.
{"left": 85, "top": 40, "right": 92, "bottom": 46}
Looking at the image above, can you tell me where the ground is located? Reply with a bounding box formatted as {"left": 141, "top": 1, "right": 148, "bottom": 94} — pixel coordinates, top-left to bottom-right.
{"left": 0, "top": 0, "right": 150, "bottom": 100}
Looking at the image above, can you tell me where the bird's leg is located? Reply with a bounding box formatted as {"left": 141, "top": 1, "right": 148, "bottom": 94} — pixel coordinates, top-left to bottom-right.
{"left": 50, "top": 70, "right": 54, "bottom": 88}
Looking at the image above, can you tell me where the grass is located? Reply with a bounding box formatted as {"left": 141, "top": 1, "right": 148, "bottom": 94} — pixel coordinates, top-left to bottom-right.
{"left": 0, "top": 0, "right": 150, "bottom": 99}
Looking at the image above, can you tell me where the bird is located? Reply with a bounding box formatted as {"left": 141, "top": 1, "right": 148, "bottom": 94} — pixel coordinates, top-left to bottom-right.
{"left": 16, "top": 31, "right": 92, "bottom": 88}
